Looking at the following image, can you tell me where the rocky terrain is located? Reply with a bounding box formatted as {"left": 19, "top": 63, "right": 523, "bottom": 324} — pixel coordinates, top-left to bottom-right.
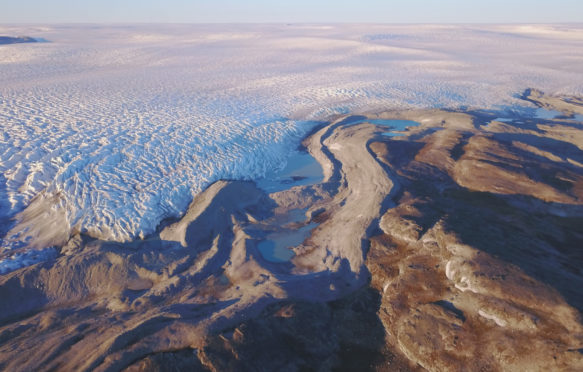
{"left": 0, "top": 90, "right": 582, "bottom": 371}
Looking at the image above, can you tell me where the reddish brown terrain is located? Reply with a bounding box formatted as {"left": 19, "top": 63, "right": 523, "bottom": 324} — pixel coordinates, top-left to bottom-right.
{"left": 1, "top": 90, "right": 582, "bottom": 371}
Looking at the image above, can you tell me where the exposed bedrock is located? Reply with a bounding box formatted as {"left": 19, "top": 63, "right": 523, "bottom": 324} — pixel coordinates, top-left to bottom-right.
{"left": 1, "top": 91, "right": 583, "bottom": 371}
{"left": 365, "top": 99, "right": 583, "bottom": 371}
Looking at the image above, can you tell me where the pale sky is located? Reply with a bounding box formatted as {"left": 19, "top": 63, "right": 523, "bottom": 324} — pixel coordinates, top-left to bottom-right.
{"left": 1, "top": 0, "right": 582, "bottom": 23}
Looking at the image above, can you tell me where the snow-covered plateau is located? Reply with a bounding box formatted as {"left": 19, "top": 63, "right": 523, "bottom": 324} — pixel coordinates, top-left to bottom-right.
{"left": 1, "top": 23, "right": 582, "bottom": 272}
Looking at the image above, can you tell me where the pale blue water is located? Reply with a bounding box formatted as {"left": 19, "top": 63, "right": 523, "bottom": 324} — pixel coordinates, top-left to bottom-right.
{"left": 257, "top": 222, "right": 318, "bottom": 263}
{"left": 373, "top": 119, "right": 420, "bottom": 137}
{"left": 366, "top": 119, "right": 420, "bottom": 133}
{"left": 535, "top": 107, "right": 561, "bottom": 120}
{"left": 344, "top": 118, "right": 420, "bottom": 135}
{"left": 497, "top": 108, "right": 581, "bottom": 124}
{"left": 257, "top": 150, "right": 324, "bottom": 193}
{"left": 256, "top": 207, "right": 316, "bottom": 263}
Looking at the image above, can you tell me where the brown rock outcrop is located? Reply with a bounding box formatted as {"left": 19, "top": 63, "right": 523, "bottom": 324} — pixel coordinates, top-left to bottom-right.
{"left": 1, "top": 90, "right": 582, "bottom": 371}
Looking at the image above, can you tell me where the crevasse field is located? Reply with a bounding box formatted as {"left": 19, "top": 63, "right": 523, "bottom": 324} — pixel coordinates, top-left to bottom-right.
{"left": 1, "top": 24, "right": 582, "bottom": 272}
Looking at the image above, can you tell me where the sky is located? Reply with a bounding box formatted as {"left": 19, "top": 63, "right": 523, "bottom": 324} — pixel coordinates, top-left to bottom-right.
{"left": 1, "top": 0, "right": 582, "bottom": 23}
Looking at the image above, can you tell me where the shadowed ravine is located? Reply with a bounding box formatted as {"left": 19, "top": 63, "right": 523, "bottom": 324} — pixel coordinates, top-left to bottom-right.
{"left": 0, "top": 90, "right": 582, "bottom": 371}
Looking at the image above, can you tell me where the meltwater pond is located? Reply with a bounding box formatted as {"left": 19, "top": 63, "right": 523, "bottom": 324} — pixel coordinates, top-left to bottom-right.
{"left": 375, "top": 119, "right": 420, "bottom": 137}
{"left": 343, "top": 117, "right": 420, "bottom": 136}
{"left": 535, "top": 107, "right": 562, "bottom": 120}
{"left": 494, "top": 107, "right": 583, "bottom": 125}
{"left": 257, "top": 150, "right": 324, "bottom": 193}
{"left": 258, "top": 223, "right": 318, "bottom": 263}
{"left": 255, "top": 208, "right": 318, "bottom": 263}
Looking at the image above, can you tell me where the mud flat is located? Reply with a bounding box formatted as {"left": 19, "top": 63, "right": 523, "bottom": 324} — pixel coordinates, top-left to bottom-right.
{"left": 1, "top": 90, "right": 583, "bottom": 371}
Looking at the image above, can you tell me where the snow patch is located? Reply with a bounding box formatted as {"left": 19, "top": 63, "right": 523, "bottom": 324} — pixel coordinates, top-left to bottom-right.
{"left": 445, "top": 260, "right": 455, "bottom": 280}
{"left": 455, "top": 276, "right": 479, "bottom": 294}
{"left": 0, "top": 247, "right": 57, "bottom": 274}
{"left": 478, "top": 309, "right": 508, "bottom": 327}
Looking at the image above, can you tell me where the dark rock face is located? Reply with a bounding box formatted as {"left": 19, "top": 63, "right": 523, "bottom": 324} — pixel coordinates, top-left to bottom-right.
{"left": 198, "top": 288, "right": 414, "bottom": 372}
{"left": 123, "top": 289, "right": 415, "bottom": 371}
{"left": 0, "top": 36, "right": 38, "bottom": 45}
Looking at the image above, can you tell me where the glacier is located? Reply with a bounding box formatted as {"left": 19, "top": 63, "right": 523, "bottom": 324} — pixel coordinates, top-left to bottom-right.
{"left": 1, "top": 23, "right": 583, "bottom": 272}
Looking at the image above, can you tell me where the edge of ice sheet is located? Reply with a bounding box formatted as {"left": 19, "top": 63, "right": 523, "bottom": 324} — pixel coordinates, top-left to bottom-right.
{"left": 2, "top": 23, "right": 583, "bottom": 272}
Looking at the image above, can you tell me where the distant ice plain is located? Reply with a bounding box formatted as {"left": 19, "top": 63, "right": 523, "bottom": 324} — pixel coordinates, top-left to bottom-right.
{"left": 1, "top": 24, "right": 582, "bottom": 271}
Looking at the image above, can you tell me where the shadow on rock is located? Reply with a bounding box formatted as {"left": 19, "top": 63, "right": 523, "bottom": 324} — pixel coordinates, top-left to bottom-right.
{"left": 200, "top": 286, "right": 413, "bottom": 372}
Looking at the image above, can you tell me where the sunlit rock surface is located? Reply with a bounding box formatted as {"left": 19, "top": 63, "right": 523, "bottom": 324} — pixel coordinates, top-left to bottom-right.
{"left": 0, "top": 90, "right": 581, "bottom": 371}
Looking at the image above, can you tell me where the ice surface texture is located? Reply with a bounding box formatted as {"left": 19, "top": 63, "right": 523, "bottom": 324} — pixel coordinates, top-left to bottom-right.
{"left": 1, "top": 24, "right": 583, "bottom": 267}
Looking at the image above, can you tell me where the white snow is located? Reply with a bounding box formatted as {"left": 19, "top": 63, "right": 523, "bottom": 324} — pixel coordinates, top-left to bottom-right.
{"left": 455, "top": 276, "right": 479, "bottom": 294}
{"left": 445, "top": 260, "right": 455, "bottom": 281}
{"left": 478, "top": 309, "right": 508, "bottom": 327}
{"left": 383, "top": 282, "right": 390, "bottom": 293}
{"left": 1, "top": 24, "right": 583, "bottom": 272}
{"left": 0, "top": 247, "right": 57, "bottom": 274}
{"left": 446, "top": 259, "right": 479, "bottom": 293}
